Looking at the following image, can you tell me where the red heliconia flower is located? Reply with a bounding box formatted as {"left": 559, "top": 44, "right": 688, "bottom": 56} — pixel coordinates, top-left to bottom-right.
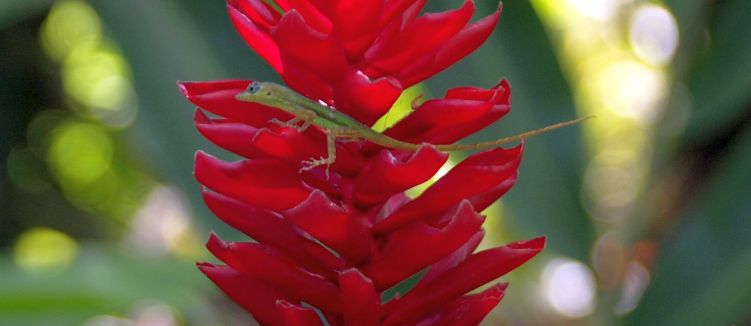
{"left": 181, "top": 0, "right": 546, "bottom": 325}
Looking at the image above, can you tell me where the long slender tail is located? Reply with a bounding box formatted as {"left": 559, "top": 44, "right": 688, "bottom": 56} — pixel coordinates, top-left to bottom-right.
{"left": 435, "top": 115, "right": 595, "bottom": 151}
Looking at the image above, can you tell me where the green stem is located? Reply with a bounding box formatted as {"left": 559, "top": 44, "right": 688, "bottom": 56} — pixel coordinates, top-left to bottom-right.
{"left": 261, "top": 0, "right": 284, "bottom": 15}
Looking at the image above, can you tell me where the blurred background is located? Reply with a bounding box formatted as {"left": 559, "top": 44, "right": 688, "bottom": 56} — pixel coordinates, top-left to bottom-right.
{"left": 1, "top": 0, "right": 749, "bottom": 325}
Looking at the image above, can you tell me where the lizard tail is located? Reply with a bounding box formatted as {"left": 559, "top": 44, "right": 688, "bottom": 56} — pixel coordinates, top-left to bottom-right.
{"left": 435, "top": 115, "right": 595, "bottom": 151}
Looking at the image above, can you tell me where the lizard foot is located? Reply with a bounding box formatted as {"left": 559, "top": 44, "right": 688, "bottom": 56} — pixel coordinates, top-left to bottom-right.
{"left": 250, "top": 129, "right": 264, "bottom": 143}
{"left": 300, "top": 156, "right": 333, "bottom": 179}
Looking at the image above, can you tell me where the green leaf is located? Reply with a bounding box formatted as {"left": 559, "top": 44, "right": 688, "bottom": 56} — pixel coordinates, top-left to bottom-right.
{"left": 682, "top": 0, "right": 751, "bottom": 142}
{"left": 626, "top": 126, "right": 751, "bottom": 326}
{"left": 0, "top": 245, "right": 216, "bottom": 326}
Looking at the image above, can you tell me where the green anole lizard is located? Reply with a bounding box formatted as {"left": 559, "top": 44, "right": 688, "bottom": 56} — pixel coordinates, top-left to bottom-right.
{"left": 236, "top": 81, "right": 592, "bottom": 174}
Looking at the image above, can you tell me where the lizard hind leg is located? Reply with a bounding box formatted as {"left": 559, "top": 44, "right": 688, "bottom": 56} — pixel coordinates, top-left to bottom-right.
{"left": 299, "top": 131, "right": 337, "bottom": 179}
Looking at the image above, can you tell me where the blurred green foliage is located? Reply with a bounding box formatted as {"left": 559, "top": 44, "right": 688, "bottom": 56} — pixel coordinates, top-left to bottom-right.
{"left": 1, "top": 0, "right": 749, "bottom": 325}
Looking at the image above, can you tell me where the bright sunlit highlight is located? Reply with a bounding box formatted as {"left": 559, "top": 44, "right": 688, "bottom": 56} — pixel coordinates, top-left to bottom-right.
{"left": 406, "top": 157, "right": 457, "bottom": 198}
{"left": 568, "top": 0, "right": 623, "bottom": 21}
{"left": 14, "top": 227, "right": 79, "bottom": 275}
{"left": 542, "top": 259, "right": 596, "bottom": 318}
{"left": 372, "top": 84, "right": 425, "bottom": 132}
{"left": 595, "top": 60, "right": 667, "bottom": 123}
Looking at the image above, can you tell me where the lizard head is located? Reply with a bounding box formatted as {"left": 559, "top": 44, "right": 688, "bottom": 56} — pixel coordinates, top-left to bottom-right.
{"left": 235, "top": 81, "right": 282, "bottom": 106}
{"left": 235, "top": 81, "right": 320, "bottom": 118}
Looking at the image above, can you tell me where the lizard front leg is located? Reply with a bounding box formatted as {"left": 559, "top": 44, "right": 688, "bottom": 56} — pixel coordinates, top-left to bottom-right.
{"left": 269, "top": 116, "right": 302, "bottom": 128}
{"left": 259, "top": 111, "right": 318, "bottom": 144}
{"left": 252, "top": 116, "right": 304, "bottom": 143}
{"left": 269, "top": 110, "right": 317, "bottom": 132}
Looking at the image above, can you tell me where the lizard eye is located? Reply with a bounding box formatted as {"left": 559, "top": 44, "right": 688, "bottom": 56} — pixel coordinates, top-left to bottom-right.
{"left": 247, "top": 82, "right": 261, "bottom": 94}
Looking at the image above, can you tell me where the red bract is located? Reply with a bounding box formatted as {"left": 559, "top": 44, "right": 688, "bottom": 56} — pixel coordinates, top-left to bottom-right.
{"left": 182, "top": 1, "right": 545, "bottom": 325}
{"left": 229, "top": 0, "right": 502, "bottom": 125}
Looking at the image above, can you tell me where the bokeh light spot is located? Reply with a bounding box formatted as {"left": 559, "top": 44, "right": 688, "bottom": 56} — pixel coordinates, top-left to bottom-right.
{"left": 63, "top": 42, "right": 129, "bottom": 106}
{"left": 82, "top": 315, "right": 133, "bottom": 326}
{"left": 131, "top": 301, "right": 180, "bottom": 326}
{"left": 13, "top": 227, "right": 79, "bottom": 275}
{"left": 615, "top": 262, "right": 650, "bottom": 315}
{"left": 63, "top": 41, "right": 138, "bottom": 127}
{"left": 585, "top": 163, "right": 637, "bottom": 209}
{"left": 87, "top": 75, "right": 131, "bottom": 110}
{"left": 591, "top": 233, "right": 627, "bottom": 288}
{"left": 48, "top": 121, "right": 114, "bottom": 186}
{"left": 41, "top": 0, "right": 137, "bottom": 128}
{"left": 127, "top": 186, "right": 201, "bottom": 259}
{"left": 630, "top": 5, "right": 679, "bottom": 65}
{"left": 542, "top": 259, "right": 596, "bottom": 318}
{"left": 40, "top": 0, "right": 101, "bottom": 62}
{"left": 593, "top": 60, "right": 666, "bottom": 123}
